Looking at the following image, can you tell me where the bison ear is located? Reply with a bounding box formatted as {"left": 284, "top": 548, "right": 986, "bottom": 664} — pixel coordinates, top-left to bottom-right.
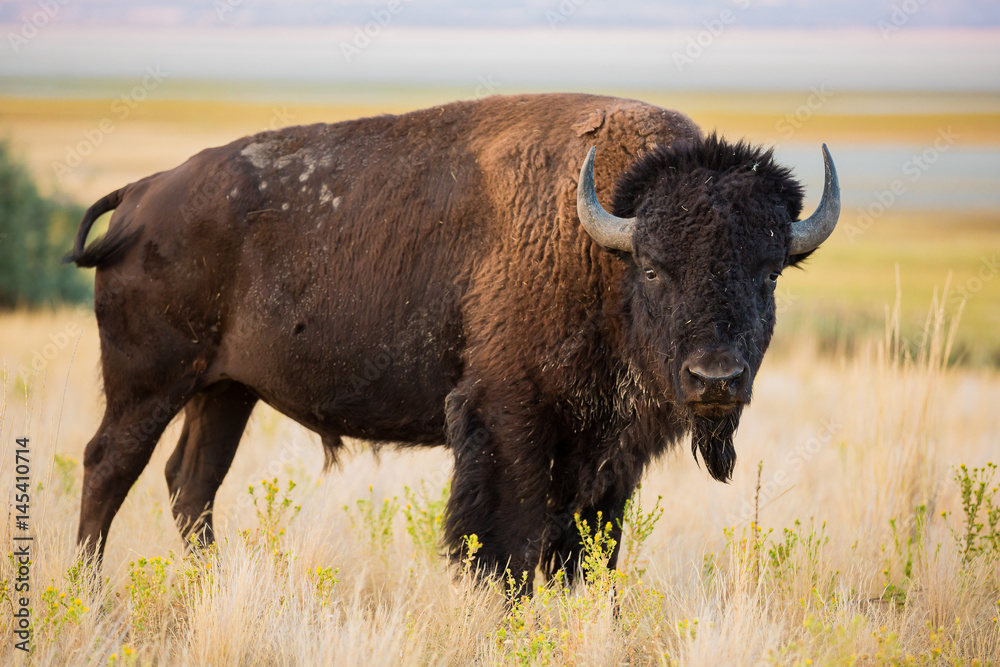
{"left": 787, "top": 248, "right": 816, "bottom": 268}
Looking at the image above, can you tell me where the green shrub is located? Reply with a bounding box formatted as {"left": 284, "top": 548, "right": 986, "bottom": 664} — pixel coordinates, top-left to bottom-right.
{"left": 0, "top": 139, "right": 90, "bottom": 307}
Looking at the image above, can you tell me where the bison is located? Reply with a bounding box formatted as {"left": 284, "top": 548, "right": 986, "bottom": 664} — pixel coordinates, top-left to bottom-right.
{"left": 68, "top": 93, "right": 839, "bottom": 591}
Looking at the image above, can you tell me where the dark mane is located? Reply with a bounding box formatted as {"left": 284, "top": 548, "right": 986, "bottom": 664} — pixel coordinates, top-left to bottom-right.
{"left": 611, "top": 133, "right": 804, "bottom": 221}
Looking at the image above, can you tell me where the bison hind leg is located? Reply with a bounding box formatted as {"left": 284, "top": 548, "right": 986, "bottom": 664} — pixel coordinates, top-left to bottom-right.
{"left": 165, "top": 381, "right": 257, "bottom": 548}
{"left": 78, "top": 389, "right": 187, "bottom": 565}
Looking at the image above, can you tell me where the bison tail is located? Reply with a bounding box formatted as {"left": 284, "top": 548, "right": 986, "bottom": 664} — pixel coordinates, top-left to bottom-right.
{"left": 63, "top": 187, "right": 141, "bottom": 268}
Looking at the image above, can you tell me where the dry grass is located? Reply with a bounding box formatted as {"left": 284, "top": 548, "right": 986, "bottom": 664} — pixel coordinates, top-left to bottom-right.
{"left": 1, "top": 290, "right": 999, "bottom": 665}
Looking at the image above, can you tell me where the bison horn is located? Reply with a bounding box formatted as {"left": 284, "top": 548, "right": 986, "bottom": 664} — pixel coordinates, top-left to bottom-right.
{"left": 577, "top": 146, "right": 637, "bottom": 253}
{"left": 790, "top": 144, "right": 841, "bottom": 255}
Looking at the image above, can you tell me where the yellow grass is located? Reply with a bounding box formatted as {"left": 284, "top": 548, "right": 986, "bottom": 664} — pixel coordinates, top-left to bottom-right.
{"left": 1, "top": 291, "right": 998, "bottom": 665}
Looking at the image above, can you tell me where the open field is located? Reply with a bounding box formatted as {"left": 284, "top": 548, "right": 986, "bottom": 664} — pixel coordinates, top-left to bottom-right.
{"left": 1, "top": 297, "right": 999, "bottom": 665}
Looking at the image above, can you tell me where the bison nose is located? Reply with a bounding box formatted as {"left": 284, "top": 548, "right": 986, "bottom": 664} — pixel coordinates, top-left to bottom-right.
{"left": 680, "top": 353, "right": 750, "bottom": 405}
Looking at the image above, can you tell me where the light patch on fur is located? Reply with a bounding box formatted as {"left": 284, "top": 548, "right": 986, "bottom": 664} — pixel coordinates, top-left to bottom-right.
{"left": 318, "top": 184, "right": 339, "bottom": 207}
{"left": 242, "top": 140, "right": 334, "bottom": 177}
{"left": 259, "top": 181, "right": 268, "bottom": 191}
{"left": 275, "top": 147, "right": 333, "bottom": 173}
{"left": 281, "top": 202, "right": 290, "bottom": 211}
{"left": 240, "top": 141, "right": 277, "bottom": 169}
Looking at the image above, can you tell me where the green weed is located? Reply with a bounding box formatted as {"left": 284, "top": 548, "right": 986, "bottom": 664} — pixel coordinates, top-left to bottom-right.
{"left": 344, "top": 485, "right": 398, "bottom": 561}
{"left": 308, "top": 565, "right": 339, "bottom": 607}
{"left": 402, "top": 481, "right": 449, "bottom": 561}
{"left": 34, "top": 559, "right": 93, "bottom": 648}
{"left": 52, "top": 453, "right": 77, "bottom": 494}
{"left": 618, "top": 485, "right": 664, "bottom": 578}
{"left": 946, "top": 463, "right": 1000, "bottom": 567}
{"left": 881, "top": 504, "right": 927, "bottom": 606}
{"left": 245, "top": 477, "right": 301, "bottom": 551}
{"left": 126, "top": 556, "right": 170, "bottom": 637}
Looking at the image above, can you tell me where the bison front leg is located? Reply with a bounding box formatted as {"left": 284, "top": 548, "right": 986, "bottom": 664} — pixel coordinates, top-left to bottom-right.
{"left": 443, "top": 388, "right": 554, "bottom": 597}
{"left": 539, "top": 481, "right": 635, "bottom": 586}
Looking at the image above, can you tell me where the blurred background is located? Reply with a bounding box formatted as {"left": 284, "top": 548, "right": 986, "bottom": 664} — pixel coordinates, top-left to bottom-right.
{"left": 2, "top": 0, "right": 999, "bottom": 364}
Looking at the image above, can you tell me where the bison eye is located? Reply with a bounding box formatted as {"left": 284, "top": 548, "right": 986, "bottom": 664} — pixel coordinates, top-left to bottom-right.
{"left": 766, "top": 270, "right": 781, "bottom": 285}
{"left": 644, "top": 268, "right": 657, "bottom": 281}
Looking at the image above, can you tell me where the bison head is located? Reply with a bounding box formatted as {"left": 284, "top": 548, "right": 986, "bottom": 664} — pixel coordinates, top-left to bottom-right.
{"left": 577, "top": 135, "right": 839, "bottom": 482}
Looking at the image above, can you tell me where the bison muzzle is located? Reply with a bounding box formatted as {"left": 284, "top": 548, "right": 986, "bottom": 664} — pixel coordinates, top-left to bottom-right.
{"left": 67, "top": 93, "right": 839, "bottom": 593}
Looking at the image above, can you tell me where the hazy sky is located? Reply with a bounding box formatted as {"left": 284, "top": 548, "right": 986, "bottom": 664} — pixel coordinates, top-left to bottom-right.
{"left": 2, "top": 0, "right": 999, "bottom": 29}
{"left": 2, "top": 1, "right": 999, "bottom": 92}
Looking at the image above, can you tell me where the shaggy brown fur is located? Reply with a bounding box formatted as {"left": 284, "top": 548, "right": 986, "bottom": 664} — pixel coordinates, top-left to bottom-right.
{"left": 69, "top": 93, "right": 814, "bottom": 593}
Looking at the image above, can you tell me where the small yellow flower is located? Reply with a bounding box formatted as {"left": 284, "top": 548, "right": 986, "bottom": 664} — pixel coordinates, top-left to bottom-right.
{"left": 124, "top": 646, "right": 134, "bottom": 655}
{"left": 84, "top": 607, "right": 90, "bottom": 612}
{"left": 60, "top": 592, "right": 66, "bottom": 598}
{"left": 75, "top": 598, "right": 83, "bottom": 605}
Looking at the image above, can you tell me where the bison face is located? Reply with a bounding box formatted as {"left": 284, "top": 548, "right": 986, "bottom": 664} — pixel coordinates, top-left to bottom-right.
{"left": 577, "top": 135, "right": 840, "bottom": 482}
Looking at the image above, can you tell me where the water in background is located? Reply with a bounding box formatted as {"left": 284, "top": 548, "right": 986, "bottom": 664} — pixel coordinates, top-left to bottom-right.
{"left": 3, "top": 26, "right": 999, "bottom": 213}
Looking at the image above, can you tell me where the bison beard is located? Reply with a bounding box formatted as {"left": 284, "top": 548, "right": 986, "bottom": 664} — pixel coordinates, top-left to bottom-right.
{"left": 690, "top": 411, "right": 741, "bottom": 482}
